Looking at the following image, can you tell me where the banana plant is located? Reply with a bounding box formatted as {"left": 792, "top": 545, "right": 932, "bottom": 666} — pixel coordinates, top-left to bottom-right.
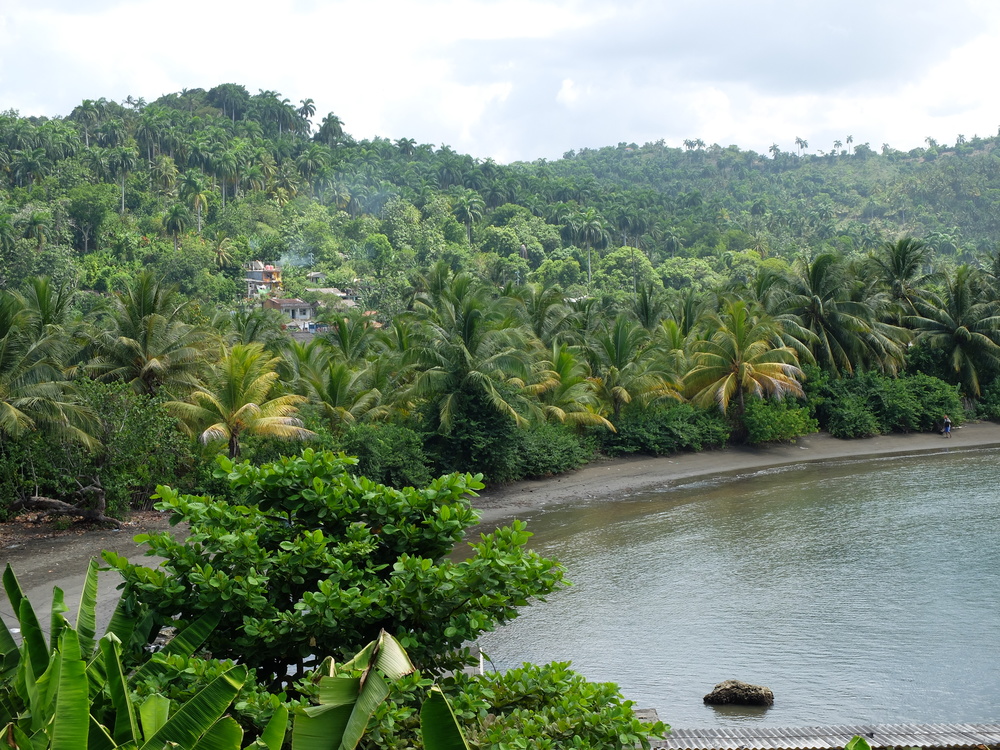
{"left": 2, "top": 564, "right": 468, "bottom": 750}
{"left": 0, "top": 562, "right": 265, "bottom": 750}
{"left": 292, "top": 629, "right": 469, "bottom": 750}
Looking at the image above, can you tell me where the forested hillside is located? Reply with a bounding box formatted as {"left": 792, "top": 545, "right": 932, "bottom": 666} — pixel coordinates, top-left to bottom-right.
{"left": 4, "top": 82, "right": 1000, "bottom": 749}
{"left": 1, "top": 82, "right": 999, "bottom": 520}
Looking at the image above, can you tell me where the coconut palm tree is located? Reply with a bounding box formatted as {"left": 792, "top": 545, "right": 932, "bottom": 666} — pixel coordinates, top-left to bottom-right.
{"left": 163, "top": 203, "right": 192, "bottom": 252}
{"left": 168, "top": 342, "right": 314, "bottom": 458}
{"left": 776, "top": 253, "right": 907, "bottom": 376}
{"left": 409, "top": 273, "right": 533, "bottom": 432}
{"left": 0, "top": 289, "right": 95, "bottom": 443}
{"left": 178, "top": 170, "right": 209, "bottom": 234}
{"left": 527, "top": 341, "right": 613, "bottom": 430}
{"left": 88, "top": 271, "right": 211, "bottom": 395}
{"left": 685, "top": 299, "right": 804, "bottom": 416}
{"left": 908, "top": 265, "right": 1000, "bottom": 400}
{"left": 304, "top": 360, "right": 384, "bottom": 433}
{"left": 869, "top": 236, "right": 938, "bottom": 320}
{"left": 587, "top": 315, "right": 681, "bottom": 420}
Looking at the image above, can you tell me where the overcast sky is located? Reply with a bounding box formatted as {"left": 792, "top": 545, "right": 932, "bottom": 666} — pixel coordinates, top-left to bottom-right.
{"left": 3, "top": 0, "right": 1000, "bottom": 163}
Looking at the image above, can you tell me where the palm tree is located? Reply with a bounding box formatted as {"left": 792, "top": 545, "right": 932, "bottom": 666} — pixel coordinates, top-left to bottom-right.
{"left": 168, "top": 343, "right": 314, "bottom": 458}
{"left": 587, "top": 315, "right": 680, "bottom": 419}
{"left": 685, "top": 300, "right": 804, "bottom": 416}
{"left": 0, "top": 289, "right": 95, "bottom": 444}
{"left": 178, "top": 170, "right": 209, "bottom": 234}
{"left": 575, "top": 208, "right": 609, "bottom": 288}
{"left": 107, "top": 145, "right": 138, "bottom": 213}
{"left": 88, "top": 271, "right": 210, "bottom": 395}
{"left": 908, "top": 265, "right": 1000, "bottom": 400}
{"left": 19, "top": 211, "right": 52, "bottom": 253}
{"left": 527, "top": 342, "right": 613, "bottom": 430}
{"left": 777, "top": 253, "right": 907, "bottom": 376}
{"left": 409, "top": 273, "right": 533, "bottom": 432}
{"left": 452, "top": 192, "right": 485, "bottom": 244}
{"left": 304, "top": 361, "right": 383, "bottom": 433}
{"left": 164, "top": 203, "right": 192, "bottom": 252}
{"left": 869, "top": 236, "right": 937, "bottom": 319}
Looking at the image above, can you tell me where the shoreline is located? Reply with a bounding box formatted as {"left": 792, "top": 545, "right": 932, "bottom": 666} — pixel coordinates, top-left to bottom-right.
{"left": 473, "top": 421, "right": 1000, "bottom": 524}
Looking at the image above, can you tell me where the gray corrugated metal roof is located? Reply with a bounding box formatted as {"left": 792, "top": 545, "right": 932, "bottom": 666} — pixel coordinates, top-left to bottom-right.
{"left": 650, "top": 723, "right": 1000, "bottom": 750}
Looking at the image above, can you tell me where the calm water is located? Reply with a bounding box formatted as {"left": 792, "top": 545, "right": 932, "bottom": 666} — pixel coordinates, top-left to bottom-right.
{"left": 477, "top": 448, "right": 1000, "bottom": 727}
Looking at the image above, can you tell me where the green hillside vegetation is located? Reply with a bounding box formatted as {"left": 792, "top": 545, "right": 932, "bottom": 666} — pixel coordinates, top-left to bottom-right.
{"left": 0, "top": 83, "right": 997, "bottom": 517}
{"left": 3, "top": 83, "right": 1000, "bottom": 748}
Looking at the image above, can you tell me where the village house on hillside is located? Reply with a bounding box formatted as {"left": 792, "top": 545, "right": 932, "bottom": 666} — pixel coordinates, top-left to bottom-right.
{"left": 245, "top": 261, "right": 282, "bottom": 298}
{"left": 263, "top": 297, "right": 316, "bottom": 330}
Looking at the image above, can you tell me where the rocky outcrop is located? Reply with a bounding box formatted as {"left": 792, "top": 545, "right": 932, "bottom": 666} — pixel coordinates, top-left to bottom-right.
{"left": 703, "top": 680, "right": 774, "bottom": 706}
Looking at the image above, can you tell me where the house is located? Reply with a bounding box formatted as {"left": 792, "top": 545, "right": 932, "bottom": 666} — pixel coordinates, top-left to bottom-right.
{"left": 245, "top": 261, "right": 282, "bottom": 298}
{"left": 263, "top": 297, "right": 315, "bottom": 330}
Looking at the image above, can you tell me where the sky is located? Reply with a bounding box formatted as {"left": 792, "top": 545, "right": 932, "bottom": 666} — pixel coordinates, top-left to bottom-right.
{"left": 3, "top": 0, "right": 1000, "bottom": 164}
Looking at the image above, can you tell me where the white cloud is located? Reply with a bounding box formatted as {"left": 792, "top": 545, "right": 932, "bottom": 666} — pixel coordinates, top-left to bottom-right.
{"left": 4, "top": 0, "right": 1000, "bottom": 161}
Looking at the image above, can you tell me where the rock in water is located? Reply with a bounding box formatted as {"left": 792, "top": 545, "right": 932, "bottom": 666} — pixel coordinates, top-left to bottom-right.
{"left": 703, "top": 680, "right": 774, "bottom": 706}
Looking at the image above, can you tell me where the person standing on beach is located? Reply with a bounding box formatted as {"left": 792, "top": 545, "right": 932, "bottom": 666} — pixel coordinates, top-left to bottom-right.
{"left": 943, "top": 414, "right": 952, "bottom": 438}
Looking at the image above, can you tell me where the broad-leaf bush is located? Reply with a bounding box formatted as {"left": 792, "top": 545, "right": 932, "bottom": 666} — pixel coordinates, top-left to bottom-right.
{"left": 806, "top": 369, "right": 963, "bottom": 439}
{"left": 742, "top": 397, "right": 818, "bottom": 444}
{"left": 601, "top": 403, "right": 730, "bottom": 456}
{"left": 514, "top": 423, "right": 596, "bottom": 478}
{"left": 105, "top": 448, "right": 566, "bottom": 689}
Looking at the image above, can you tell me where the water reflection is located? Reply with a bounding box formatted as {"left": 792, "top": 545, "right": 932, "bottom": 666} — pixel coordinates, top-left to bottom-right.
{"left": 478, "top": 450, "right": 1000, "bottom": 728}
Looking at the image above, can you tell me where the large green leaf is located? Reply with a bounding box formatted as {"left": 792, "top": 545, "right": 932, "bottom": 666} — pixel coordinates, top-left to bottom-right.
{"left": 255, "top": 705, "right": 288, "bottom": 750}
{"left": 190, "top": 716, "right": 243, "bottom": 750}
{"left": 51, "top": 628, "right": 89, "bottom": 750}
{"left": 420, "top": 687, "right": 470, "bottom": 750}
{"left": 76, "top": 559, "right": 101, "bottom": 659}
{"left": 17, "top": 598, "right": 49, "bottom": 681}
{"left": 0, "top": 615, "right": 19, "bottom": 680}
{"left": 87, "top": 714, "right": 118, "bottom": 750}
{"left": 100, "top": 635, "right": 140, "bottom": 745}
{"left": 291, "top": 703, "right": 353, "bottom": 750}
{"left": 371, "top": 632, "right": 414, "bottom": 681}
{"left": 138, "top": 665, "right": 247, "bottom": 750}
{"left": 339, "top": 669, "right": 390, "bottom": 750}
{"left": 3, "top": 566, "right": 49, "bottom": 680}
{"left": 49, "top": 587, "right": 69, "bottom": 654}
{"left": 138, "top": 693, "right": 170, "bottom": 739}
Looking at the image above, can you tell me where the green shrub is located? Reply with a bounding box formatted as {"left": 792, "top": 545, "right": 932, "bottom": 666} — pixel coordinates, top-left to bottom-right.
{"left": 106, "top": 449, "right": 565, "bottom": 689}
{"left": 806, "top": 370, "right": 964, "bottom": 439}
{"left": 515, "top": 423, "right": 596, "bottom": 478}
{"left": 449, "top": 662, "right": 668, "bottom": 750}
{"left": 0, "top": 381, "right": 197, "bottom": 518}
{"left": 340, "top": 422, "right": 433, "bottom": 488}
{"left": 602, "top": 403, "right": 730, "bottom": 456}
{"left": 742, "top": 398, "right": 819, "bottom": 444}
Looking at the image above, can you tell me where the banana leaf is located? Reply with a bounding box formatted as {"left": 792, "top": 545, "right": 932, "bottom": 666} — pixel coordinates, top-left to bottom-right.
{"left": 130, "top": 611, "right": 221, "bottom": 686}
{"left": 137, "top": 665, "right": 247, "bottom": 750}
{"left": 293, "top": 631, "right": 415, "bottom": 750}
{"left": 256, "top": 705, "right": 288, "bottom": 750}
{"left": 0, "top": 615, "right": 19, "bottom": 680}
{"left": 3, "top": 567, "right": 49, "bottom": 682}
{"left": 49, "top": 587, "right": 69, "bottom": 655}
{"left": 190, "top": 715, "right": 243, "bottom": 750}
{"left": 420, "top": 687, "right": 470, "bottom": 750}
{"left": 138, "top": 693, "right": 170, "bottom": 739}
{"left": 50, "top": 628, "right": 89, "bottom": 750}
{"left": 87, "top": 714, "right": 119, "bottom": 750}
{"left": 100, "top": 635, "right": 140, "bottom": 746}
{"left": 76, "top": 559, "right": 101, "bottom": 659}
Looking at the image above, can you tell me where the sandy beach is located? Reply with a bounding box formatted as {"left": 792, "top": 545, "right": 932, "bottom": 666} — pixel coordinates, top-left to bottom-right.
{"left": 474, "top": 421, "right": 1000, "bottom": 524}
